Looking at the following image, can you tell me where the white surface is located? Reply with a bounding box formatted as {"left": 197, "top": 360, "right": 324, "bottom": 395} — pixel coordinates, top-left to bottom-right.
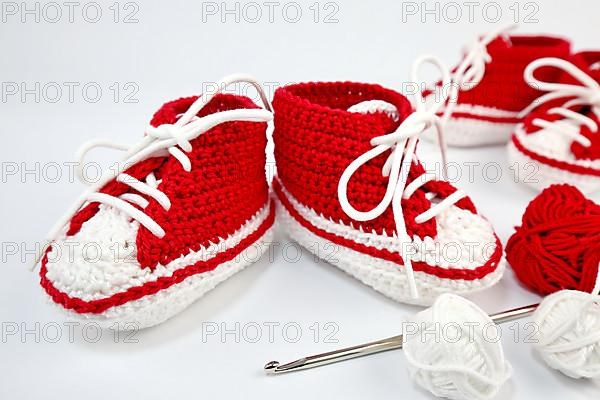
{"left": 1, "top": 0, "right": 600, "bottom": 399}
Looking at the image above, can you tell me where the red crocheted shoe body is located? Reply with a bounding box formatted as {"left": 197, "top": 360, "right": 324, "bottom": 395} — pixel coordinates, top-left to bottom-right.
{"left": 273, "top": 82, "right": 504, "bottom": 305}
{"left": 423, "top": 33, "right": 571, "bottom": 147}
{"left": 40, "top": 90, "right": 275, "bottom": 328}
{"left": 509, "top": 52, "right": 600, "bottom": 194}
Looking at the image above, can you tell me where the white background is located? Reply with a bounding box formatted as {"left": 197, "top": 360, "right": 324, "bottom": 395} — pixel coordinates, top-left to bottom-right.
{"left": 1, "top": 0, "right": 600, "bottom": 399}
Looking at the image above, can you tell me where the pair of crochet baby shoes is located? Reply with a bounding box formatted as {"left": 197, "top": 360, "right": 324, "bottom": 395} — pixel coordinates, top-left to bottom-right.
{"left": 422, "top": 25, "right": 600, "bottom": 194}
{"left": 36, "top": 26, "right": 599, "bottom": 329}
{"left": 36, "top": 66, "right": 504, "bottom": 329}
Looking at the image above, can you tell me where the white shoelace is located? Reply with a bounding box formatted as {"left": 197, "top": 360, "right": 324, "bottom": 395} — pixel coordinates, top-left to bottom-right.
{"left": 441, "top": 23, "right": 518, "bottom": 121}
{"left": 337, "top": 55, "right": 467, "bottom": 299}
{"left": 518, "top": 58, "right": 600, "bottom": 147}
{"left": 33, "top": 74, "right": 273, "bottom": 267}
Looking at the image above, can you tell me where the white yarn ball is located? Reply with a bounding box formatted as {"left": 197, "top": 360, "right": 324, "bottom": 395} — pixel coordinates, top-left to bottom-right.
{"left": 532, "top": 289, "right": 600, "bottom": 379}
{"left": 402, "top": 294, "right": 512, "bottom": 400}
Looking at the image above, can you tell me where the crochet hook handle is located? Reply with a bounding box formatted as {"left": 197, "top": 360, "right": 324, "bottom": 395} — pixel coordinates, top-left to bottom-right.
{"left": 489, "top": 303, "right": 537, "bottom": 324}
{"left": 264, "top": 303, "right": 538, "bottom": 374}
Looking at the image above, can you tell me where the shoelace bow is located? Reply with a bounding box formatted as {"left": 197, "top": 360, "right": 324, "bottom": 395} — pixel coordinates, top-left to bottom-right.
{"left": 519, "top": 57, "right": 600, "bottom": 148}
{"left": 33, "top": 74, "right": 273, "bottom": 268}
{"left": 337, "top": 55, "right": 467, "bottom": 299}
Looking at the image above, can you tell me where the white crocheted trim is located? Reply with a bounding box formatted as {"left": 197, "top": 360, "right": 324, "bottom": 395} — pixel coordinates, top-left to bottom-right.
{"left": 421, "top": 116, "right": 516, "bottom": 147}
{"left": 278, "top": 181, "right": 499, "bottom": 270}
{"left": 275, "top": 199, "right": 504, "bottom": 305}
{"left": 436, "top": 102, "right": 521, "bottom": 119}
{"left": 45, "top": 202, "right": 272, "bottom": 302}
{"left": 508, "top": 139, "right": 600, "bottom": 194}
{"left": 513, "top": 125, "right": 600, "bottom": 169}
{"left": 44, "top": 227, "right": 275, "bottom": 329}
{"left": 423, "top": 91, "right": 521, "bottom": 118}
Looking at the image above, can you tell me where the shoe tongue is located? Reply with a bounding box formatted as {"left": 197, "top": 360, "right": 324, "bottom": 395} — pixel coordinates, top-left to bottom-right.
{"left": 559, "top": 52, "right": 600, "bottom": 84}
{"left": 560, "top": 53, "right": 600, "bottom": 161}
{"left": 591, "top": 63, "right": 600, "bottom": 83}
{"left": 149, "top": 96, "right": 200, "bottom": 128}
{"left": 485, "top": 35, "right": 513, "bottom": 55}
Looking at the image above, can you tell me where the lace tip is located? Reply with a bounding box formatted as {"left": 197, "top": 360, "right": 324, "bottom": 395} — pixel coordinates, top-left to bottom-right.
{"left": 29, "top": 258, "right": 41, "bottom": 272}
{"left": 408, "top": 279, "right": 420, "bottom": 300}
{"left": 30, "top": 242, "right": 49, "bottom": 272}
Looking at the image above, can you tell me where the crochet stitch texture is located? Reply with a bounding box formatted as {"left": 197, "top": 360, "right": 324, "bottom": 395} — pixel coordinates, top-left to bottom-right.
{"left": 273, "top": 81, "right": 505, "bottom": 304}
{"left": 40, "top": 91, "right": 275, "bottom": 328}
{"left": 423, "top": 31, "right": 571, "bottom": 147}
{"left": 508, "top": 52, "right": 600, "bottom": 193}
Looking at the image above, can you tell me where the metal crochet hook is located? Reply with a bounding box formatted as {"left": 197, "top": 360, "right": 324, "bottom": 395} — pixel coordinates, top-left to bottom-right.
{"left": 264, "top": 303, "right": 538, "bottom": 374}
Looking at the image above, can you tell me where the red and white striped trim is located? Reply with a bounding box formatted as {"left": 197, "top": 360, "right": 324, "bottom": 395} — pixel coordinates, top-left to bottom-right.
{"left": 273, "top": 179, "right": 504, "bottom": 304}
{"left": 438, "top": 103, "right": 522, "bottom": 123}
{"left": 509, "top": 128, "right": 600, "bottom": 193}
{"left": 40, "top": 201, "right": 275, "bottom": 328}
{"left": 421, "top": 102, "right": 521, "bottom": 147}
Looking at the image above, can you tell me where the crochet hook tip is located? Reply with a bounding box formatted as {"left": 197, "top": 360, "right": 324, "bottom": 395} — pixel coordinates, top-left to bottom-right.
{"left": 264, "top": 361, "right": 280, "bottom": 373}
{"left": 264, "top": 359, "right": 308, "bottom": 374}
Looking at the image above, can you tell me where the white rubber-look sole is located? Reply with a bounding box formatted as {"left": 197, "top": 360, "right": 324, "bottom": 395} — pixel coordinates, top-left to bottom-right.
{"left": 507, "top": 140, "right": 600, "bottom": 194}
{"left": 422, "top": 117, "right": 516, "bottom": 147}
{"left": 44, "top": 227, "right": 274, "bottom": 330}
{"left": 275, "top": 200, "right": 505, "bottom": 306}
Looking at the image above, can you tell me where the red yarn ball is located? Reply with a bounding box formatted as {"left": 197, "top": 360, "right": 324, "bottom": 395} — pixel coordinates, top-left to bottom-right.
{"left": 506, "top": 184, "right": 600, "bottom": 295}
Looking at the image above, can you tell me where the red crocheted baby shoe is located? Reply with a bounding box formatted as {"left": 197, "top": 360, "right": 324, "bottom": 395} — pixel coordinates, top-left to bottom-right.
{"left": 273, "top": 62, "right": 505, "bottom": 305}
{"left": 508, "top": 53, "right": 600, "bottom": 194}
{"left": 422, "top": 25, "right": 570, "bottom": 147}
{"left": 36, "top": 75, "right": 275, "bottom": 329}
